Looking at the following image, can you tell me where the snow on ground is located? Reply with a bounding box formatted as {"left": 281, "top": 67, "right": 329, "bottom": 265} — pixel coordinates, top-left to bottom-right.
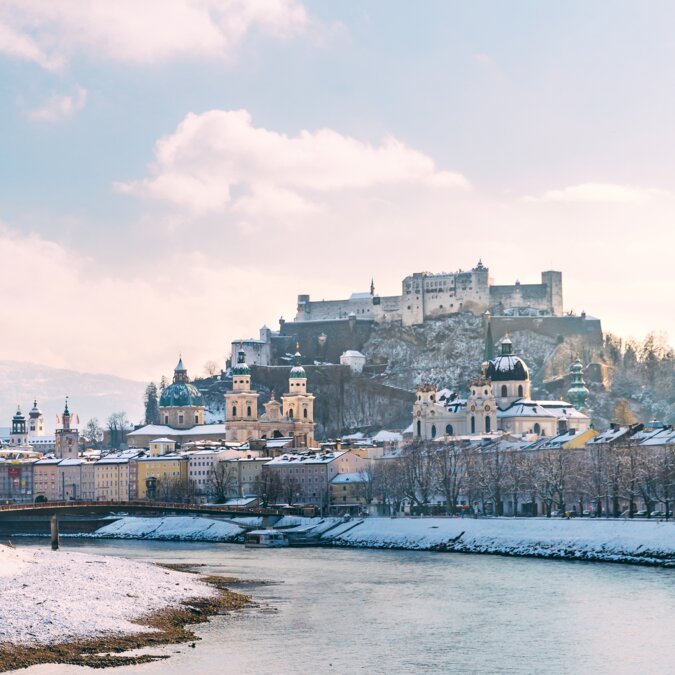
{"left": 93, "top": 516, "right": 244, "bottom": 542}
{"left": 0, "top": 544, "right": 215, "bottom": 645}
{"left": 88, "top": 515, "right": 675, "bottom": 565}
{"left": 325, "top": 517, "right": 675, "bottom": 565}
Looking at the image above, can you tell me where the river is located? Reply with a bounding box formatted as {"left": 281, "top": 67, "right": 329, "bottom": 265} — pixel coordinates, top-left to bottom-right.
{"left": 11, "top": 539, "right": 675, "bottom": 675}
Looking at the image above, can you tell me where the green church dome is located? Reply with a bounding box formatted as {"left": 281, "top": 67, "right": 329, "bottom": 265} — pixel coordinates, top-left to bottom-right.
{"left": 160, "top": 356, "right": 204, "bottom": 408}
{"left": 160, "top": 382, "right": 204, "bottom": 408}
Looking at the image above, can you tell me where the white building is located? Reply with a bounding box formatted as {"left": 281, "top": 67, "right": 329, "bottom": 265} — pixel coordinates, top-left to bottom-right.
{"left": 413, "top": 337, "right": 591, "bottom": 440}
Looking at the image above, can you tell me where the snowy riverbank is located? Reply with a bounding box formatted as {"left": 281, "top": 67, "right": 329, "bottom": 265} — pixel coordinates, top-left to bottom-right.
{"left": 92, "top": 515, "right": 675, "bottom": 566}
{"left": 0, "top": 543, "right": 216, "bottom": 646}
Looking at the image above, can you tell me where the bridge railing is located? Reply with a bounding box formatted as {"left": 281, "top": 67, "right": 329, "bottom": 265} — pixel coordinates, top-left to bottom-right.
{"left": 0, "top": 500, "right": 288, "bottom": 516}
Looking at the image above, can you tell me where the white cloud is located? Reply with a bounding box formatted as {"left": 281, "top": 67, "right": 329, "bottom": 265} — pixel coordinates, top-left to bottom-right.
{"left": 524, "top": 182, "right": 668, "bottom": 204}
{"left": 29, "top": 86, "right": 87, "bottom": 121}
{"left": 117, "top": 109, "right": 470, "bottom": 215}
{"left": 0, "top": 0, "right": 308, "bottom": 68}
{"left": 0, "top": 223, "right": 300, "bottom": 381}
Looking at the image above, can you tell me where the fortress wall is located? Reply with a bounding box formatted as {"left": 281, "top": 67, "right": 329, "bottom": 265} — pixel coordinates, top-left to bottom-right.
{"left": 489, "top": 315, "right": 603, "bottom": 345}
{"left": 489, "top": 284, "right": 551, "bottom": 311}
{"left": 280, "top": 318, "right": 375, "bottom": 363}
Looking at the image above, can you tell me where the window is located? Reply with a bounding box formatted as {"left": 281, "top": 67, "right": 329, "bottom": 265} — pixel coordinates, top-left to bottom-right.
{"left": 416, "top": 420, "right": 421, "bottom": 436}
{"left": 303, "top": 408, "right": 308, "bottom": 418}
{"left": 501, "top": 385, "right": 508, "bottom": 398}
{"left": 178, "top": 414, "right": 184, "bottom": 425}
{"left": 518, "top": 385, "right": 524, "bottom": 397}
{"left": 194, "top": 415, "right": 199, "bottom": 424}
{"left": 289, "top": 409, "right": 294, "bottom": 419}
{"left": 164, "top": 415, "right": 169, "bottom": 424}
{"left": 247, "top": 405, "right": 252, "bottom": 417}
{"left": 431, "top": 424, "right": 436, "bottom": 438}
{"left": 534, "top": 423, "right": 541, "bottom": 435}
{"left": 471, "top": 416, "right": 476, "bottom": 434}
{"left": 232, "top": 406, "right": 237, "bottom": 417}
{"left": 485, "top": 416, "right": 491, "bottom": 433}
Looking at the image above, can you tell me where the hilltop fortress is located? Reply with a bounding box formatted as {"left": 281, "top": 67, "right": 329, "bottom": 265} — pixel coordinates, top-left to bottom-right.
{"left": 296, "top": 261, "right": 563, "bottom": 325}
{"left": 232, "top": 262, "right": 602, "bottom": 370}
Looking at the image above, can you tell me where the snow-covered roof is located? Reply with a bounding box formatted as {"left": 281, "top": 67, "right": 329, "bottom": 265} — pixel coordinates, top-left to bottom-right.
{"left": 330, "top": 472, "right": 369, "bottom": 484}
{"left": 223, "top": 497, "right": 258, "bottom": 506}
{"left": 350, "top": 292, "right": 371, "bottom": 300}
{"left": 497, "top": 401, "right": 558, "bottom": 419}
{"left": 150, "top": 437, "right": 176, "bottom": 444}
{"left": 341, "top": 432, "right": 365, "bottom": 440}
{"left": 267, "top": 451, "right": 345, "bottom": 465}
{"left": 587, "top": 427, "right": 631, "bottom": 445}
{"left": 372, "top": 430, "right": 403, "bottom": 443}
{"left": 127, "top": 424, "right": 227, "bottom": 437}
{"left": 640, "top": 427, "right": 675, "bottom": 446}
{"left": 58, "top": 458, "right": 83, "bottom": 466}
{"left": 537, "top": 429, "right": 588, "bottom": 449}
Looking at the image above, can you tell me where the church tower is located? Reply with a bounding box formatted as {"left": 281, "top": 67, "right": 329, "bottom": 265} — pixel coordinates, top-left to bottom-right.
{"left": 28, "top": 400, "right": 45, "bottom": 437}
{"left": 55, "top": 398, "right": 79, "bottom": 459}
{"left": 281, "top": 350, "right": 315, "bottom": 447}
{"left": 10, "top": 406, "right": 28, "bottom": 446}
{"left": 225, "top": 349, "right": 260, "bottom": 442}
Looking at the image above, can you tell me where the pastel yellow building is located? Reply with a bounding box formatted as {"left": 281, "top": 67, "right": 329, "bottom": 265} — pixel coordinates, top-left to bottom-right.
{"left": 136, "top": 455, "right": 188, "bottom": 500}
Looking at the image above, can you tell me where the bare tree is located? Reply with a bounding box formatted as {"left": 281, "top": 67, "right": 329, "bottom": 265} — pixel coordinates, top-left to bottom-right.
{"left": 204, "top": 360, "right": 219, "bottom": 377}
{"left": 207, "top": 461, "right": 239, "bottom": 503}
{"left": 432, "top": 442, "right": 466, "bottom": 515}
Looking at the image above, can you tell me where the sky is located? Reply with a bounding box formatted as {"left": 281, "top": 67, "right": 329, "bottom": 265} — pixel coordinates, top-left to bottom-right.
{"left": 0, "top": 0, "right": 673, "bottom": 382}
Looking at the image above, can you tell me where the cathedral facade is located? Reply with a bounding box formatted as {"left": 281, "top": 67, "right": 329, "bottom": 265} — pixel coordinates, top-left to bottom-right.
{"left": 225, "top": 349, "right": 316, "bottom": 447}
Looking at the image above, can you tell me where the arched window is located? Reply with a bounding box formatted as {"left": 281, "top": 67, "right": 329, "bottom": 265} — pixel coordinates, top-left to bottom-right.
{"left": 416, "top": 420, "right": 421, "bottom": 436}
{"left": 431, "top": 424, "right": 436, "bottom": 438}
{"left": 164, "top": 415, "right": 169, "bottom": 424}
{"left": 518, "top": 385, "right": 523, "bottom": 397}
{"left": 247, "top": 405, "right": 252, "bottom": 417}
{"left": 485, "top": 416, "right": 491, "bottom": 433}
{"left": 232, "top": 406, "right": 237, "bottom": 418}
{"left": 534, "top": 422, "right": 541, "bottom": 435}
{"left": 445, "top": 424, "right": 453, "bottom": 435}
{"left": 303, "top": 408, "right": 308, "bottom": 418}
{"left": 501, "top": 385, "right": 508, "bottom": 397}
{"left": 194, "top": 414, "right": 199, "bottom": 424}
{"left": 289, "top": 409, "right": 294, "bottom": 419}
{"left": 471, "top": 416, "right": 476, "bottom": 434}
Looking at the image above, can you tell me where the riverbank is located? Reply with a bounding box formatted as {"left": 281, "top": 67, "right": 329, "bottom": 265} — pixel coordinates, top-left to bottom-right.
{"left": 0, "top": 544, "right": 251, "bottom": 671}
{"left": 89, "top": 515, "right": 675, "bottom": 566}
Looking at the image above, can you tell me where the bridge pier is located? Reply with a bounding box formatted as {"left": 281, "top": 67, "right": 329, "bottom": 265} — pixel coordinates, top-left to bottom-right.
{"left": 50, "top": 515, "right": 59, "bottom": 551}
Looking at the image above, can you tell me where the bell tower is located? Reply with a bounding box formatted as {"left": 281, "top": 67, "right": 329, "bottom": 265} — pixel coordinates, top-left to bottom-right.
{"left": 55, "top": 398, "right": 79, "bottom": 459}
{"left": 225, "top": 349, "right": 260, "bottom": 442}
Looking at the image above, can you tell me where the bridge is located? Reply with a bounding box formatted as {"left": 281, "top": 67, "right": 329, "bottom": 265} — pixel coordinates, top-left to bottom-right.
{"left": 0, "top": 500, "right": 294, "bottom": 519}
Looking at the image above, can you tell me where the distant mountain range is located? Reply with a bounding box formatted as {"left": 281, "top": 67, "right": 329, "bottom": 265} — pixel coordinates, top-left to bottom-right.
{"left": 0, "top": 361, "right": 145, "bottom": 433}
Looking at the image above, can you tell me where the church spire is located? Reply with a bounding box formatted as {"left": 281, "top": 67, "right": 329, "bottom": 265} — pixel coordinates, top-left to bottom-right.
{"left": 370, "top": 278, "right": 375, "bottom": 296}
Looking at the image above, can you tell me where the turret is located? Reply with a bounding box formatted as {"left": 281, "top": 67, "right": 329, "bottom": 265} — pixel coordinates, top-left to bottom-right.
{"left": 567, "top": 358, "right": 590, "bottom": 410}
{"left": 173, "top": 355, "right": 189, "bottom": 384}
{"left": 232, "top": 348, "right": 252, "bottom": 392}
{"left": 288, "top": 350, "right": 307, "bottom": 394}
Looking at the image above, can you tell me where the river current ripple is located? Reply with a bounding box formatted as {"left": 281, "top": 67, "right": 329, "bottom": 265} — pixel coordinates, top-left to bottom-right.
{"left": 12, "top": 539, "right": 675, "bottom": 675}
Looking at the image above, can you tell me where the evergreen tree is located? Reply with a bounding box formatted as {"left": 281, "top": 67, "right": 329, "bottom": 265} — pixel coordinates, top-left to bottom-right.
{"left": 144, "top": 382, "right": 160, "bottom": 424}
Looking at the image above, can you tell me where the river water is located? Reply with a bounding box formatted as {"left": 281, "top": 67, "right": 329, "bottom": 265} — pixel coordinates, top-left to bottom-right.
{"left": 12, "top": 539, "right": 675, "bottom": 675}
